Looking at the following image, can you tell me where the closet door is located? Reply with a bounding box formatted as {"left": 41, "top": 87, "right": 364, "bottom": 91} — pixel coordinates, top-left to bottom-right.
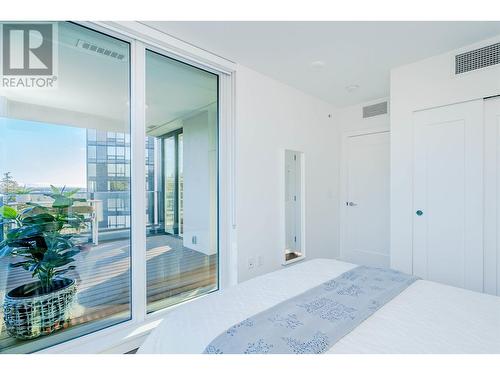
{"left": 484, "top": 97, "right": 500, "bottom": 295}
{"left": 413, "top": 100, "right": 484, "bottom": 292}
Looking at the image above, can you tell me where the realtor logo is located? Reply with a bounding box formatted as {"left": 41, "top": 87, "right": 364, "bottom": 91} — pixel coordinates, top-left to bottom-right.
{"left": 1, "top": 22, "right": 58, "bottom": 88}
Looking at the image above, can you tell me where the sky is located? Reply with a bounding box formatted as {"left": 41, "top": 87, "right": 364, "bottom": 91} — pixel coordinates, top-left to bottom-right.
{"left": 0, "top": 117, "right": 87, "bottom": 188}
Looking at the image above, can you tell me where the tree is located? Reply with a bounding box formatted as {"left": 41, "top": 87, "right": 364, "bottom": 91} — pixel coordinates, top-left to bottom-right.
{"left": 0, "top": 172, "right": 20, "bottom": 195}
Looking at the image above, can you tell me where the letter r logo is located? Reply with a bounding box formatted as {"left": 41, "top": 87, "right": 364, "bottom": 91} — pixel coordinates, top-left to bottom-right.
{"left": 2, "top": 23, "right": 53, "bottom": 76}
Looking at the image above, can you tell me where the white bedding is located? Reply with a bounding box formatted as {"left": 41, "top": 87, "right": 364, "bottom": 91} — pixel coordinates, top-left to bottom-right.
{"left": 139, "top": 259, "right": 500, "bottom": 354}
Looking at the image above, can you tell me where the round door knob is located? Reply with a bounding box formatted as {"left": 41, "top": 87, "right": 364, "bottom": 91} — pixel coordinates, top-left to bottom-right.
{"left": 416, "top": 210, "right": 423, "bottom": 216}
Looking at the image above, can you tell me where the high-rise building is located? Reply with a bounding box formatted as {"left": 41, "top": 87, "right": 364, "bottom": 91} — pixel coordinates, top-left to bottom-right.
{"left": 86, "top": 129, "right": 155, "bottom": 234}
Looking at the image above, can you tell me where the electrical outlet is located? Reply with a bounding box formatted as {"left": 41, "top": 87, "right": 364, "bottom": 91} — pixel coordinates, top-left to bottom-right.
{"left": 192, "top": 236, "right": 197, "bottom": 245}
{"left": 248, "top": 257, "right": 255, "bottom": 269}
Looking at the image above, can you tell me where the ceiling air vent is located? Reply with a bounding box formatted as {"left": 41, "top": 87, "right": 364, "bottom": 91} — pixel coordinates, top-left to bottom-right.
{"left": 362, "top": 101, "right": 388, "bottom": 118}
{"left": 76, "top": 39, "right": 127, "bottom": 62}
{"left": 455, "top": 42, "right": 500, "bottom": 74}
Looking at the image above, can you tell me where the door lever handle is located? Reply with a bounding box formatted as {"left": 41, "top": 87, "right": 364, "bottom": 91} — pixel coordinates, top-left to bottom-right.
{"left": 347, "top": 202, "right": 358, "bottom": 207}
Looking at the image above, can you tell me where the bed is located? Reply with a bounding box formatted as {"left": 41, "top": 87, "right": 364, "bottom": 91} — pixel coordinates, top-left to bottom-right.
{"left": 139, "top": 258, "right": 500, "bottom": 354}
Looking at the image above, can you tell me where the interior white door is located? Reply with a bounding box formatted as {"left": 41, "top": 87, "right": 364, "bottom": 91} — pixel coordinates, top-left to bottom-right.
{"left": 413, "top": 100, "right": 484, "bottom": 292}
{"left": 343, "top": 131, "right": 390, "bottom": 268}
{"left": 484, "top": 96, "right": 500, "bottom": 295}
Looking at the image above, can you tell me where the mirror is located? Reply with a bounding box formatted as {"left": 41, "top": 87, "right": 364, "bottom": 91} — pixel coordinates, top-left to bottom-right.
{"left": 284, "top": 149, "right": 304, "bottom": 264}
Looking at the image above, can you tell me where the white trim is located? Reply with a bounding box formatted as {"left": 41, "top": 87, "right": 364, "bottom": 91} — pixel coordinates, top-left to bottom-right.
{"left": 220, "top": 72, "right": 239, "bottom": 287}
{"left": 130, "top": 40, "right": 147, "bottom": 323}
{"left": 30, "top": 20, "right": 236, "bottom": 354}
{"left": 339, "top": 128, "right": 390, "bottom": 263}
{"left": 38, "top": 290, "right": 216, "bottom": 354}
{"left": 93, "top": 21, "right": 237, "bottom": 75}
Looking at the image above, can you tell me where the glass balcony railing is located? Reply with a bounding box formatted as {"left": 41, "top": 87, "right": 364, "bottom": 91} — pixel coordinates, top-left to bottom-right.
{"left": 0, "top": 190, "right": 171, "bottom": 244}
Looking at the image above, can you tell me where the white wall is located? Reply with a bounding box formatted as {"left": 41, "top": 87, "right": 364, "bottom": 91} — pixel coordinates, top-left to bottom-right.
{"left": 235, "top": 65, "right": 339, "bottom": 282}
{"left": 182, "top": 108, "right": 217, "bottom": 255}
{"left": 390, "top": 35, "right": 500, "bottom": 275}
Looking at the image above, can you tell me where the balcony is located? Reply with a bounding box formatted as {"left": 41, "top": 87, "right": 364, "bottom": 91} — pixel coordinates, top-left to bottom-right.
{"left": 0, "top": 193, "right": 217, "bottom": 353}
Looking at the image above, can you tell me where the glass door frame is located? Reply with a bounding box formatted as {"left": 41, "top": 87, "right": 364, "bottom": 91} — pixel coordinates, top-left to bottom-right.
{"left": 35, "top": 21, "right": 237, "bottom": 354}
{"left": 160, "top": 128, "right": 183, "bottom": 237}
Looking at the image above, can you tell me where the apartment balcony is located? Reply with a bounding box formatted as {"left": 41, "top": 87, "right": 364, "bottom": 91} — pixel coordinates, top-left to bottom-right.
{"left": 0, "top": 194, "right": 217, "bottom": 353}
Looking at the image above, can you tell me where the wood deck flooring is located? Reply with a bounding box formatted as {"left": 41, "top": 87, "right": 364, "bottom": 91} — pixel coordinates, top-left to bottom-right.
{"left": 0, "top": 234, "right": 216, "bottom": 353}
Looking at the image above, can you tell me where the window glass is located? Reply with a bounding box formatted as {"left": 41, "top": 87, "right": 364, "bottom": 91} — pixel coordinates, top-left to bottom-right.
{"left": 145, "top": 50, "right": 218, "bottom": 313}
{"left": 0, "top": 22, "right": 131, "bottom": 353}
{"left": 87, "top": 129, "right": 96, "bottom": 142}
{"left": 88, "top": 146, "right": 97, "bottom": 160}
{"left": 88, "top": 163, "right": 97, "bottom": 177}
{"left": 96, "top": 145, "right": 107, "bottom": 162}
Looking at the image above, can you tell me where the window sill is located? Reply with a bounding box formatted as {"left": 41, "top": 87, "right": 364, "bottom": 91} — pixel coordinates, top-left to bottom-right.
{"left": 36, "top": 291, "right": 215, "bottom": 354}
{"left": 35, "top": 317, "right": 158, "bottom": 354}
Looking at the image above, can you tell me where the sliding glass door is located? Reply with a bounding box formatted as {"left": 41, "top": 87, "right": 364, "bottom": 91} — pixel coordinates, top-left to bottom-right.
{"left": 0, "top": 22, "right": 131, "bottom": 353}
{"left": 145, "top": 49, "right": 218, "bottom": 313}
{"left": 0, "top": 21, "right": 222, "bottom": 353}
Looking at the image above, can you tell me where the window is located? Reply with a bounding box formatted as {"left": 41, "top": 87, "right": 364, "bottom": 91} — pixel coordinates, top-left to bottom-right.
{"left": 0, "top": 22, "right": 131, "bottom": 353}
{"left": 108, "top": 181, "right": 129, "bottom": 191}
{"left": 87, "top": 129, "right": 96, "bottom": 142}
{"left": 108, "top": 198, "right": 126, "bottom": 211}
{"left": 88, "top": 163, "right": 97, "bottom": 177}
{"left": 107, "top": 215, "right": 130, "bottom": 228}
{"left": 116, "top": 133, "right": 125, "bottom": 144}
{"left": 108, "top": 163, "right": 116, "bottom": 176}
{"left": 107, "top": 146, "right": 116, "bottom": 159}
{"left": 116, "top": 147, "right": 125, "bottom": 160}
{"left": 107, "top": 146, "right": 126, "bottom": 161}
{"left": 96, "top": 131, "right": 107, "bottom": 144}
{"left": 96, "top": 145, "right": 107, "bottom": 162}
{"left": 0, "top": 21, "right": 224, "bottom": 354}
{"left": 107, "top": 163, "right": 127, "bottom": 177}
{"left": 88, "top": 146, "right": 97, "bottom": 160}
{"left": 145, "top": 50, "right": 218, "bottom": 313}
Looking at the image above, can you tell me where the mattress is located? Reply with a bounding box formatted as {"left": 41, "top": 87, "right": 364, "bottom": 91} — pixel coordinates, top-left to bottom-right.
{"left": 139, "top": 258, "right": 500, "bottom": 354}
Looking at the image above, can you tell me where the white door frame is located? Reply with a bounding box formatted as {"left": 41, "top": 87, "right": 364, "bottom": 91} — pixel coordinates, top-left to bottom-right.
{"left": 339, "top": 127, "right": 390, "bottom": 263}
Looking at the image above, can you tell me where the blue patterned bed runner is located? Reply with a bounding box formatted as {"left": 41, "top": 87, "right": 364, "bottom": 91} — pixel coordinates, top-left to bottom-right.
{"left": 203, "top": 266, "right": 418, "bottom": 354}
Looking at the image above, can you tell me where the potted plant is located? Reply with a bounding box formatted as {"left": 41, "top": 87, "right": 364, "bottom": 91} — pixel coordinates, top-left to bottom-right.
{"left": 0, "top": 186, "right": 91, "bottom": 340}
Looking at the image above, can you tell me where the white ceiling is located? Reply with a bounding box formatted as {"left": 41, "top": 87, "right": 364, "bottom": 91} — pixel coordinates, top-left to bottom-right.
{"left": 144, "top": 21, "right": 500, "bottom": 107}
{"left": 1, "top": 22, "right": 217, "bottom": 133}
{"left": 146, "top": 50, "right": 217, "bottom": 131}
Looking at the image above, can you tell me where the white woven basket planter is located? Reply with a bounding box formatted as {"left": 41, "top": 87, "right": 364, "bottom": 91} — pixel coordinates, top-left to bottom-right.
{"left": 3, "top": 278, "right": 77, "bottom": 340}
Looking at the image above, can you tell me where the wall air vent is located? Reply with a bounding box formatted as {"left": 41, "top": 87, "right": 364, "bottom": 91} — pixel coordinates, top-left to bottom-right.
{"left": 362, "top": 101, "right": 388, "bottom": 118}
{"left": 455, "top": 42, "right": 500, "bottom": 74}
{"left": 76, "top": 39, "right": 127, "bottom": 62}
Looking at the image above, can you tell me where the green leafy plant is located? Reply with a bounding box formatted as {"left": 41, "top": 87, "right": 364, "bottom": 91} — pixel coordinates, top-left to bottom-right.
{"left": 0, "top": 186, "right": 92, "bottom": 294}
